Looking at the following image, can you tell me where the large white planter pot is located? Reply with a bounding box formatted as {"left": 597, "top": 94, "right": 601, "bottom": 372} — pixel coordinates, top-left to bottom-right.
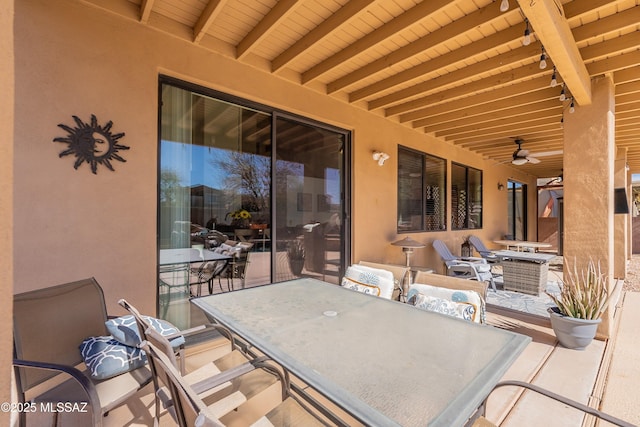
{"left": 548, "top": 307, "right": 601, "bottom": 350}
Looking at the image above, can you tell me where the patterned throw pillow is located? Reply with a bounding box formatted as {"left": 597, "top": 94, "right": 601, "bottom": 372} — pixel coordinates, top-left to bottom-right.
{"left": 342, "top": 265, "right": 395, "bottom": 299}
{"left": 79, "top": 336, "right": 146, "bottom": 380}
{"left": 340, "top": 276, "right": 381, "bottom": 296}
{"left": 105, "top": 315, "right": 185, "bottom": 349}
{"left": 408, "top": 292, "right": 477, "bottom": 322}
{"left": 408, "top": 283, "right": 485, "bottom": 324}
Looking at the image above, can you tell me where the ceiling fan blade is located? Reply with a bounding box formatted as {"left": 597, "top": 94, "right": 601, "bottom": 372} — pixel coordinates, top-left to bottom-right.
{"left": 519, "top": 149, "right": 530, "bottom": 156}
{"left": 526, "top": 156, "right": 541, "bottom": 164}
{"left": 530, "top": 150, "right": 563, "bottom": 157}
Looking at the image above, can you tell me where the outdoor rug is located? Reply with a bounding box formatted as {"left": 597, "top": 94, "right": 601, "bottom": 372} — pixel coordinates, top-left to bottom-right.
{"left": 486, "top": 279, "right": 561, "bottom": 318}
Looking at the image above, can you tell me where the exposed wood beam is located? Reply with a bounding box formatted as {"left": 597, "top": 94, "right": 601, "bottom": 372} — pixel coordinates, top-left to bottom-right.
{"left": 327, "top": 5, "right": 517, "bottom": 94}
{"left": 449, "top": 122, "right": 561, "bottom": 145}
{"left": 237, "top": 0, "right": 300, "bottom": 60}
{"left": 436, "top": 109, "right": 561, "bottom": 139}
{"left": 516, "top": 0, "right": 591, "bottom": 105}
{"left": 139, "top": 0, "right": 156, "bottom": 23}
{"left": 271, "top": 0, "right": 375, "bottom": 72}
{"left": 193, "top": 0, "right": 228, "bottom": 44}
{"left": 300, "top": 0, "right": 451, "bottom": 84}
{"left": 572, "top": 6, "right": 640, "bottom": 41}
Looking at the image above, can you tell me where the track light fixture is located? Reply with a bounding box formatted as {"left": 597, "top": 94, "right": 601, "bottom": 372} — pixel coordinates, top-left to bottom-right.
{"left": 522, "top": 19, "right": 531, "bottom": 46}
{"left": 539, "top": 46, "right": 547, "bottom": 69}
{"left": 559, "top": 86, "right": 566, "bottom": 101}
{"left": 550, "top": 67, "right": 557, "bottom": 87}
{"left": 500, "top": 0, "right": 509, "bottom": 12}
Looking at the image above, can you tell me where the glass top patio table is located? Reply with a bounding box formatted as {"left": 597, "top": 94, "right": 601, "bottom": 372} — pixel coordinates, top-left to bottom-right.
{"left": 192, "top": 278, "right": 530, "bottom": 427}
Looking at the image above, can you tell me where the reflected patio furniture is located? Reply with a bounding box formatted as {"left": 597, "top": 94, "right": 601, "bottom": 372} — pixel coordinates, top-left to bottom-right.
{"left": 223, "top": 242, "right": 252, "bottom": 290}
{"left": 234, "top": 228, "right": 254, "bottom": 244}
{"left": 433, "top": 239, "right": 497, "bottom": 292}
{"left": 13, "top": 278, "right": 152, "bottom": 427}
{"left": 189, "top": 259, "right": 230, "bottom": 296}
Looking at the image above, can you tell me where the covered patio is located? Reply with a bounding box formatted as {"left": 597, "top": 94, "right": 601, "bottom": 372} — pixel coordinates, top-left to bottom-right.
{"left": 2, "top": 0, "right": 639, "bottom": 425}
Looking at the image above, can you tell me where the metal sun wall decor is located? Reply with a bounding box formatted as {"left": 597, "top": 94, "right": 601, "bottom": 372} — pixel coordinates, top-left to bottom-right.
{"left": 53, "top": 114, "right": 129, "bottom": 174}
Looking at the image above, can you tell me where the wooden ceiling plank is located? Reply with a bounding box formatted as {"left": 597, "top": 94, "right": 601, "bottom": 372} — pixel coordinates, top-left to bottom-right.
{"left": 516, "top": 0, "right": 591, "bottom": 105}
{"left": 588, "top": 50, "right": 640, "bottom": 76}
{"left": 368, "top": 44, "right": 545, "bottom": 110}
{"left": 442, "top": 117, "right": 559, "bottom": 141}
{"left": 350, "top": 27, "right": 523, "bottom": 102}
{"left": 396, "top": 77, "right": 553, "bottom": 122}
{"left": 563, "top": 0, "right": 624, "bottom": 20}
{"left": 140, "top": 0, "right": 157, "bottom": 23}
{"left": 271, "top": 0, "right": 374, "bottom": 71}
{"left": 237, "top": 0, "right": 301, "bottom": 60}
{"left": 300, "top": 0, "right": 451, "bottom": 84}
{"left": 193, "top": 0, "right": 228, "bottom": 44}
{"left": 580, "top": 32, "right": 640, "bottom": 63}
{"left": 328, "top": 5, "right": 517, "bottom": 94}
{"left": 424, "top": 99, "right": 561, "bottom": 133}
{"left": 435, "top": 109, "right": 561, "bottom": 139}
{"left": 449, "top": 122, "right": 561, "bottom": 145}
{"left": 572, "top": 6, "right": 640, "bottom": 41}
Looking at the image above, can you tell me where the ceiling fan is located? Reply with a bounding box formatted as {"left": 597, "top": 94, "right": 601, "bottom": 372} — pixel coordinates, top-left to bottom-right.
{"left": 511, "top": 139, "right": 563, "bottom": 165}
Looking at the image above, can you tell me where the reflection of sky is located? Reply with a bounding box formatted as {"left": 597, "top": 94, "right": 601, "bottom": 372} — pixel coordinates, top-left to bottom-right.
{"left": 161, "top": 140, "right": 340, "bottom": 202}
{"left": 161, "top": 140, "right": 226, "bottom": 188}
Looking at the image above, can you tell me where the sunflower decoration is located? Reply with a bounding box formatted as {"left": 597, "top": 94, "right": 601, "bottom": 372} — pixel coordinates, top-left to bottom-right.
{"left": 226, "top": 209, "right": 252, "bottom": 226}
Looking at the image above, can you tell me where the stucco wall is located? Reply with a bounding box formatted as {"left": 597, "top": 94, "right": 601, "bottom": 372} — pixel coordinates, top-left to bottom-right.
{"left": 2, "top": 0, "right": 14, "bottom": 421}
{"left": 13, "top": 0, "right": 536, "bottom": 314}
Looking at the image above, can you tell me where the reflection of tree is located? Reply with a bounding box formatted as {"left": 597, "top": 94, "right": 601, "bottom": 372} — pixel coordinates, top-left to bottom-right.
{"left": 160, "top": 169, "right": 182, "bottom": 203}
{"left": 213, "top": 151, "right": 299, "bottom": 220}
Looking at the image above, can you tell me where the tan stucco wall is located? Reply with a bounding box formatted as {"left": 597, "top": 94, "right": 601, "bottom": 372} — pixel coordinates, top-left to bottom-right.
{"left": 12, "top": 0, "right": 536, "bottom": 314}
{"left": 1, "top": 0, "right": 14, "bottom": 421}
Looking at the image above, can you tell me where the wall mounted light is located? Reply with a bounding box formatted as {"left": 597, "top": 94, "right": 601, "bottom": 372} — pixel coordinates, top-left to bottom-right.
{"left": 372, "top": 151, "right": 390, "bottom": 166}
{"left": 497, "top": 182, "right": 505, "bottom": 191}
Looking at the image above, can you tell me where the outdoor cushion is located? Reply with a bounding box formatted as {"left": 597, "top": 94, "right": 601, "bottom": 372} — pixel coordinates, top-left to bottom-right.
{"left": 79, "top": 336, "right": 146, "bottom": 380}
{"left": 408, "top": 283, "right": 485, "bottom": 324}
{"left": 409, "top": 293, "right": 478, "bottom": 322}
{"left": 342, "top": 264, "right": 395, "bottom": 299}
{"left": 340, "top": 276, "right": 381, "bottom": 297}
{"left": 105, "top": 315, "right": 185, "bottom": 349}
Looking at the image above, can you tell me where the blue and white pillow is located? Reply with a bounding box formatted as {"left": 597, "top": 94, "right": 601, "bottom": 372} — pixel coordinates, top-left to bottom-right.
{"left": 408, "top": 283, "right": 485, "bottom": 323}
{"left": 105, "top": 315, "right": 185, "bottom": 349}
{"left": 340, "top": 276, "right": 381, "bottom": 296}
{"left": 409, "top": 293, "right": 477, "bottom": 322}
{"left": 79, "top": 336, "right": 146, "bottom": 380}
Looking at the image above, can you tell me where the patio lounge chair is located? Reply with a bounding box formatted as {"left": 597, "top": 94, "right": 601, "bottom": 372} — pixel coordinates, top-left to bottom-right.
{"left": 432, "top": 239, "right": 497, "bottom": 292}
{"left": 13, "top": 278, "right": 152, "bottom": 426}
{"left": 140, "top": 337, "right": 329, "bottom": 427}
{"left": 468, "top": 235, "right": 499, "bottom": 262}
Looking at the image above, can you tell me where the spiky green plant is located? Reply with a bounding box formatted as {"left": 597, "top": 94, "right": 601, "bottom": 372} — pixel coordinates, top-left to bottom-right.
{"left": 545, "top": 258, "right": 612, "bottom": 320}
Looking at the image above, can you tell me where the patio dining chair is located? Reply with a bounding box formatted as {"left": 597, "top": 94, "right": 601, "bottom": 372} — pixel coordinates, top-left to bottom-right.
{"left": 140, "top": 338, "right": 330, "bottom": 427}
{"left": 118, "top": 299, "right": 280, "bottom": 423}
{"left": 432, "top": 239, "right": 497, "bottom": 292}
{"left": 189, "top": 259, "right": 230, "bottom": 296}
{"left": 13, "top": 278, "right": 152, "bottom": 427}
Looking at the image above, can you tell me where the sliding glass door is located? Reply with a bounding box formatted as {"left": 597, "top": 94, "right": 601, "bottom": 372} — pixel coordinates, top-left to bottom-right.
{"left": 158, "top": 78, "right": 349, "bottom": 325}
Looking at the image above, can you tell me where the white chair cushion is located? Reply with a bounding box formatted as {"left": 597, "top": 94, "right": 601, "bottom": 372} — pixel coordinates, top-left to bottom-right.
{"left": 408, "top": 283, "right": 485, "bottom": 323}
{"left": 342, "top": 265, "right": 395, "bottom": 299}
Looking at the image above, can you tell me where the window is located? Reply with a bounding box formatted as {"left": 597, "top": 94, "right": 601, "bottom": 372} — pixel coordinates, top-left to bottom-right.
{"left": 451, "top": 163, "right": 482, "bottom": 230}
{"left": 397, "top": 146, "right": 446, "bottom": 232}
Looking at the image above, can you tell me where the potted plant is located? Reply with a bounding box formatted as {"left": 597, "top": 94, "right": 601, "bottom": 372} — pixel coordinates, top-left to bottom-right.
{"left": 545, "top": 259, "right": 615, "bottom": 350}
{"left": 287, "top": 239, "right": 306, "bottom": 276}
